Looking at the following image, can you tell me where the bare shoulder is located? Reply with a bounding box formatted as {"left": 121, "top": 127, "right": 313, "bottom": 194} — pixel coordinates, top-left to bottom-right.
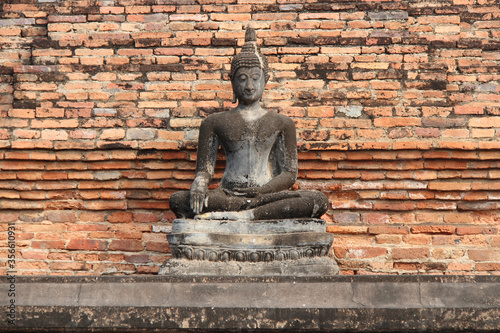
{"left": 267, "top": 111, "right": 296, "bottom": 130}
{"left": 201, "top": 111, "right": 231, "bottom": 128}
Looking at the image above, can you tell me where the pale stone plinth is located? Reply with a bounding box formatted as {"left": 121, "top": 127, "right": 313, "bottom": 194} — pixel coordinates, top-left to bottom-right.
{"left": 160, "top": 218, "right": 338, "bottom": 276}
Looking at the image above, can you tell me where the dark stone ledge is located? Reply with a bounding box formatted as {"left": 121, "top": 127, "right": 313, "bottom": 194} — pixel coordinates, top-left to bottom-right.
{"left": 1, "top": 275, "right": 499, "bottom": 332}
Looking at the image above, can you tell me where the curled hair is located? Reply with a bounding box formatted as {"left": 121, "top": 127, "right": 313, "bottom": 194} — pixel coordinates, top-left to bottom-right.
{"left": 230, "top": 27, "right": 269, "bottom": 83}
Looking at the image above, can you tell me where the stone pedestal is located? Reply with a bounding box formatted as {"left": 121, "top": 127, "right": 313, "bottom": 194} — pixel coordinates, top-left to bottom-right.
{"left": 3, "top": 276, "right": 500, "bottom": 332}
{"left": 159, "top": 218, "right": 338, "bottom": 276}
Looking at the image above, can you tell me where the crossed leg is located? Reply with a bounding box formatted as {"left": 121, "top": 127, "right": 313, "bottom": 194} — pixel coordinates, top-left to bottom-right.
{"left": 169, "top": 189, "right": 328, "bottom": 220}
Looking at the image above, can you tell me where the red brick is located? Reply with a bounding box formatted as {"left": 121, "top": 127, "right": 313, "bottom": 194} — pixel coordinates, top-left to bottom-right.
{"left": 454, "top": 105, "right": 484, "bottom": 115}
{"left": 107, "top": 212, "right": 134, "bottom": 223}
{"left": 375, "top": 234, "right": 402, "bottom": 244}
{"left": 475, "top": 263, "right": 500, "bottom": 271}
{"left": 456, "top": 227, "right": 498, "bottom": 235}
{"left": 346, "top": 247, "right": 387, "bottom": 259}
{"left": 15, "top": 262, "right": 49, "bottom": 271}
{"left": 124, "top": 254, "right": 150, "bottom": 263}
{"left": 411, "top": 226, "right": 455, "bottom": 234}
{"left": 369, "top": 226, "right": 410, "bottom": 235}
{"left": 372, "top": 202, "right": 414, "bottom": 211}
{"left": 136, "top": 266, "right": 160, "bottom": 274}
{"left": 373, "top": 117, "right": 421, "bottom": 127}
{"left": 86, "top": 201, "right": 127, "bottom": 210}
{"left": 394, "top": 261, "right": 420, "bottom": 271}
{"left": 333, "top": 170, "right": 360, "bottom": 179}
{"left": 145, "top": 242, "right": 170, "bottom": 253}
{"left": 392, "top": 247, "right": 430, "bottom": 260}
{"left": 0, "top": 27, "right": 22, "bottom": 36}
{"left": 463, "top": 192, "right": 488, "bottom": 201}
{"left": 45, "top": 211, "right": 76, "bottom": 223}
{"left": 32, "top": 240, "right": 66, "bottom": 250}
{"left": 458, "top": 202, "right": 498, "bottom": 211}
{"left": 403, "top": 234, "right": 432, "bottom": 245}
{"left": 469, "top": 117, "right": 500, "bottom": 128}
{"left": 92, "top": 263, "right": 136, "bottom": 274}
{"left": 361, "top": 213, "right": 389, "bottom": 224}
{"left": 428, "top": 182, "right": 471, "bottom": 191}
{"left": 22, "top": 251, "right": 48, "bottom": 260}
{"left": 468, "top": 249, "right": 500, "bottom": 261}
{"left": 108, "top": 239, "right": 144, "bottom": 252}
{"left": 66, "top": 239, "right": 107, "bottom": 251}
{"left": 490, "top": 236, "right": 500, "bottom": 247}
{"left": 444, "top": 212, "right": 474, "bottom": 224}
{"left": 50, "top": 262, "right": 90, "bottom": 271}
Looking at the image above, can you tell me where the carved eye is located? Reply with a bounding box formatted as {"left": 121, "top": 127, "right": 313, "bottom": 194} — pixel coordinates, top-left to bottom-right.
{"left": 252, "top": 75, "right": 260, "bottom": 80}
{"left": 238, "top": 74, "right": 247, "bottom": 81}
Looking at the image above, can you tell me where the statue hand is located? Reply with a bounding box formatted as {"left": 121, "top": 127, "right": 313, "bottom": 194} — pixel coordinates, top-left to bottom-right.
{"left": 190, "top": 184, "right": 208, "bottom": 215}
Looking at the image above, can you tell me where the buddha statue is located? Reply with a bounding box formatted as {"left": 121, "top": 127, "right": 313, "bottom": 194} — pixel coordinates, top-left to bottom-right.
{"left": 169, "top": 27, "right": 329, "bottom": 221}
{"left": 162, "top": 27, "right": 338, "bottom": 274}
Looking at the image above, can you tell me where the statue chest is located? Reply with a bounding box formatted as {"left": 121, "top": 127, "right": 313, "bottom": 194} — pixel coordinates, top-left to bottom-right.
{"left": 220, "top": 131, "right": 280, "bottom": 155}
{"left": 220, "top": 132, "right": 281, "bottom": 187}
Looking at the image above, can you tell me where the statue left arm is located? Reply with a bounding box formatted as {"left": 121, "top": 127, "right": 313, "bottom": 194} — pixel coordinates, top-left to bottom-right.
{"left": 234, "top": 116, "right": 298, "bottom": 196}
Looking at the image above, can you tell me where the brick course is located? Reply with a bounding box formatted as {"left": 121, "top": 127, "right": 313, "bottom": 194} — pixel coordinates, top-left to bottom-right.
{"left": 0, "top": 0, "right": 499, "bottom": 275}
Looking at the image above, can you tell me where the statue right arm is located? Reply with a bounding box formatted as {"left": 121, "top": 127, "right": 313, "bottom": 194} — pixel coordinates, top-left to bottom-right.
{"left": 190, "top": 118, "right": 219, "bottom": 214}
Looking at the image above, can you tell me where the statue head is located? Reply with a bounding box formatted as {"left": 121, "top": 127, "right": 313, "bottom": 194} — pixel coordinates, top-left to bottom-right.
{"left": 230, "top": 27, "right": 269, "bottom": 104}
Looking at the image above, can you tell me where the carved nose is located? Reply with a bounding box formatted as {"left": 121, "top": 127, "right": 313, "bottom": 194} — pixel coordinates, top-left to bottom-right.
{"left": 246, "top": 80, "right": 254, "bottom": 92}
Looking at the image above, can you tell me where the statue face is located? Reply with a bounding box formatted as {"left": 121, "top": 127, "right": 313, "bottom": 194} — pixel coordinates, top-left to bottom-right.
{"left": 233, "top": 67, "right": 265, "bottom": 105}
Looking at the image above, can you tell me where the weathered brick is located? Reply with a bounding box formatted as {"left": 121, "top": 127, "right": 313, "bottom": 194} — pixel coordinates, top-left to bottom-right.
{"left": 361, "top": 213, "right": 389, "bottom": 224}
{"left": 106, "top": 212, "right": 133, "bottom": 223}
{"left": 468, "top": 249, "right": 500, "bottom": 261}
{"left": 411, "top": 226, "right": 455, "bottom": 234}
{"left": 403, "top": 234, "right": 432, "bottom": 245}
{"left": 374, "top": 117, "right": 422, "bottom": 127}
{"left": 108, "top": 239, "right": 144, "bottom": 252}
{"left": 86, "top": 201, "right": 127, "bottom": 210}
{"left": 428, "top": 182, "right": 471, "bottom": 191}
{"left": 392, "top": 247, "right": 430, "bottom": 260}
{"left": 170, "top": 14, "right": 208, "bottom": 21}
{"left": 469, "top": 117, "right": 500, "bottom": 128}
{"left": 66, "top": 239, "right": 107, "bottom": 251}
{"left": 369, "top": 226, "right": 410, "bottom": 235}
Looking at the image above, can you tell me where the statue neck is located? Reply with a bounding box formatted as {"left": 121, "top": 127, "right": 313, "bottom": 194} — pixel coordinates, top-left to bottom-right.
{"left": 236, "top": 101, "right": 267, "bottom": 122}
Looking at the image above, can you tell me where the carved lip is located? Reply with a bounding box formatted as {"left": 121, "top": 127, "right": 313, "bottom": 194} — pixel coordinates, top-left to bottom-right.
{"left": 168, "top": 232, "right": 333, "bottom": 248}
{"left": 172, "top": 218, "right": 327, "bottom": 234}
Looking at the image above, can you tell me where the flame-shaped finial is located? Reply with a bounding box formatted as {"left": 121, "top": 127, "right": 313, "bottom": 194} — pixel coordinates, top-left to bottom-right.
{"left": 245, "top": 25, "right": 257, "bottom": 42}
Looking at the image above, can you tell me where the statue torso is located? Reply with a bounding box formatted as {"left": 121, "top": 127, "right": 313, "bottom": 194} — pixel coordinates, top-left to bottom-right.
{"left": 209, "top": 111, "right": 286, "bottom": 190}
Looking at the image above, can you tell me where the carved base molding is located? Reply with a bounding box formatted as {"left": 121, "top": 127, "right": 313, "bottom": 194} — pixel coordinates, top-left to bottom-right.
{"left": 162, "top": 218, "right": 339, "bottom": 275}
{"left": 159, "top": 257, "right": 340, "bottom": 276}
{"left": 171, "top": 245, "right": 331, "bottom": 262}
{"left": 165, "top": 218, "right": 335, "bottom": 264}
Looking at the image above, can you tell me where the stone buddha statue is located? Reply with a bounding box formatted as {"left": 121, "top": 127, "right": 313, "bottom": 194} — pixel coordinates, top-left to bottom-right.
{"left": 162, "top": 27, "right": 338, "bottom": 274}
{"left": 170, "top": 27, "right": 329, "bottom": 221}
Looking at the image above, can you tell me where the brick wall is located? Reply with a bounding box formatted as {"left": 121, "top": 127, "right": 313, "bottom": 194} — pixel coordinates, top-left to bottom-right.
{"left": 1, "top": 0, "right": 499, "bottom": 275}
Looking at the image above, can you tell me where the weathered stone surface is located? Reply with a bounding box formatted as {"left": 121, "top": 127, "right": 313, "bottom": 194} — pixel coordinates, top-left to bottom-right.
{"left": 160, "top": 257, "right": 339, "bottom": 276}
{"left": 172, "top": 217, "right": 327, "bottom": 234}
{"left": 166, "top": 218, "right": 334, "bottom": 264}
{"left": 1, "top": 276, "right": 499, "bottom": 332}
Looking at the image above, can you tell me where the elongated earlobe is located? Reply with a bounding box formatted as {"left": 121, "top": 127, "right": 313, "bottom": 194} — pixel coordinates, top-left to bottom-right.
{"left": 232, "top": 83, "right": 238, "bottom": 103}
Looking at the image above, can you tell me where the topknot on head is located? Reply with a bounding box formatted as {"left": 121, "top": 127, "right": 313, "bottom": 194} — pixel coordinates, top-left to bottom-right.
{"left": 230, "top": 26, "right": 269, "bottom": 83}
{"left": 245, "top": 26, "right": 257, "bottom": 42}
